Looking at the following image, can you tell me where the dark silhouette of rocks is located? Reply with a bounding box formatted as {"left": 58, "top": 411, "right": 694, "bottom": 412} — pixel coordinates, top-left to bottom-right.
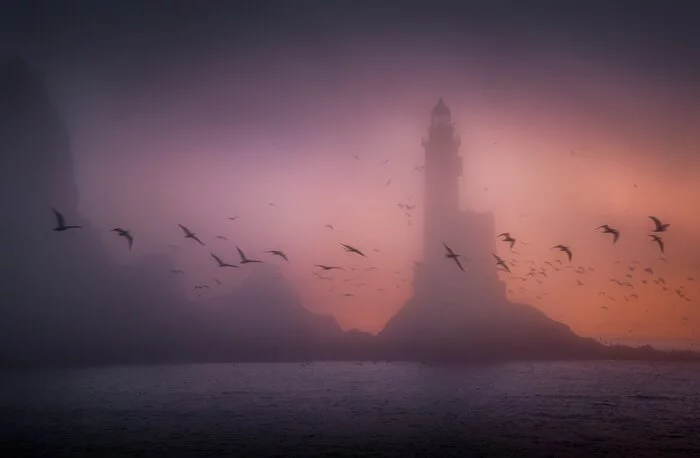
{"left": 183, "top": 263, "right": 344, "bottom": 362}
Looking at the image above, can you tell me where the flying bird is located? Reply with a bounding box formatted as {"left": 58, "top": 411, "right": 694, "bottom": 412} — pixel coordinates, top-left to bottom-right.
{"left": 111, "top": 227, "right": 133, "bottom": 250}
{"left": 492, "top": 253, "right": 511, "bottom": 273}
{"left": 178, "top": 224, "right": 205, "bottom": 246}
{"left": 237, "top": 246, "right": 262, "bottom": 264}
{"left": 210, "top": 252, "right": 237, "bottom": 268}
{"left": 341, "top": 243, "right": 366, "bottom": 257}
{"left": 325, "top": 224, "right": 334, "bottom": 231}
{"left": 497, "top": 232, "right": 516, "bottom": 250}
{"left": 553, "top": 245, "right": 573, "bottom": 262}
{"left": 649, "top": 235, "right": 664, "bottom": 253}
{"left": 216, "top": 235, "right": 228, "bottom": 240}
{"left": 443, "top": 242, "right": 464, "bottom": 272}
{"left": 315, "top": 264, "right": 344, "bottom": 271}
{"left": 194, "top": 284, "right": 210, "bottom": 290}
{"left": 227, "top": 215, "right": 240, "bottom": 221}
{"left": 266, "top": 250, "right": 289, "bottom": 262}
{"left": 649, "top": 216, "right": 670, "bottom": 232}
{"left": 596, "top": 225, "right": 620, "bottom": 243}
{"left": 51, "top": 208, "right": 81, "bottom": 231}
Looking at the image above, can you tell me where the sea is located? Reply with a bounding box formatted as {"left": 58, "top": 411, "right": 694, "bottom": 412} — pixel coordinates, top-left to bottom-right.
{"left": 1, "top": 361, "right": 699, "bottom": 457}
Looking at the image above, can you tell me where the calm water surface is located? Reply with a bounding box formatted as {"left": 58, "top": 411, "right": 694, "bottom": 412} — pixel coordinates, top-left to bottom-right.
{"left": 1, "top": 361, "right": 699, "bottom": 457}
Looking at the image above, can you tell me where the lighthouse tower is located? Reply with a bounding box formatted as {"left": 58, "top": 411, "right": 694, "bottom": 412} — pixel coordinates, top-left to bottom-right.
{"left": 422, "top": 98, "right": 463, "bottom": 264}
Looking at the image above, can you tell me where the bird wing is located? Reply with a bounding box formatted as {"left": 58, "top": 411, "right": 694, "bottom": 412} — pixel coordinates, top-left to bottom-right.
{"left": 192, "top": 235, "right": 205, "bottom": 246}
{"left": 236, "top": 246, "right": 246, "bottom": 261}
{"left": 52, "top": 208, "right": 65, "bottom": 226}
{"left": 658, "top": 239, "right": 665, "bottom": 252}
{"left": 442, "top": 242, "right": 455, "bottom": 255}
{"left": 211, "top": 253, "right": 223, "bottom": 265}
{"left": 649, "top": 216, "right": 662, "bottom": 228}
{"left": 280, "top": 252, "right": 288, "bottom": 261}
{"left": 564, "top": 248, "right": 572, "bottom": 261}
{"left": 126, "top": 233, "right": 133, "bottom": 249}
{"left": 178, "top": 224, "right": 192, "bottom": 236}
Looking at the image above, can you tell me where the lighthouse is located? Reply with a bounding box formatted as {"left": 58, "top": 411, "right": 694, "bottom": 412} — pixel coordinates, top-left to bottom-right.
{"left": 422, "top": 98, "right": 464, "bottom": 264}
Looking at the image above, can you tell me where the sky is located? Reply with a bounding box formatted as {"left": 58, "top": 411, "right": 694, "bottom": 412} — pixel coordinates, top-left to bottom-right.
{"left": 2, "top": 0, "right": 700, "bottom": 347}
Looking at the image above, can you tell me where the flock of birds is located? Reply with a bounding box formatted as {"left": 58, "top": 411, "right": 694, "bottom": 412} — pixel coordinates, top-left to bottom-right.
{"left": 441, "top": 216, "right": 671, "bottom": 274}
{"left": 50, "top": 206, "right": 377, "bottom": 294}
{"left": 50, "top": 163, "right": 695, "bottom": 347}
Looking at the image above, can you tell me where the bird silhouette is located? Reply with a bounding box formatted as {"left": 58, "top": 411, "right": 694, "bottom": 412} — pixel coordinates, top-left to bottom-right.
{"left": 266, "top": 250, "right": 289, "bottom": 262}
{"left": 193, "top": 285, "right": 210, "bottom": 290}
{"left": 216, "top": 235, "right": 228, "bottom": 240}
{"left": 649, "top": 216, "right": 670, "bottom": 232}
{"left": 51, "top": 208, "right": 81, "bottom": 231}
{"left": 442, "top": 242, "right": 464, "bottom": 271}
{"left": 325, "top": 224, "right": 334, "bottom": 231}
{"left": 315, "top": 264, "right": 344, "bottom": 271}
{"left": 210, "top": 252, "right": 237, "bottom": 268}
{"left": 227, "top": 215, "right": 240, "bottom": 221}
{"left": 553, "top": 245, "right": 573, "bottom": 262}
{"left": 596, "top": 225, "right": 620, "bottom": 243}
{"left": 649, "top": 234, "right": 664, "bottom": 253}
{"left": 497, "top": 232, "right": 516, "bottom": 250}
{"left": 111, "top": 228, "right": 133, "bottom": 250}
{"left": 237, "top": 246, "right": 262, "bottom": 264}
{"left": 178, "top": 224, "right": 205, "bottom": 246}
{"left": 341, "top": 243, "right": 366, "bottom": 257}
{"left": 492, "top": 253, "right": 511, "bottom": 273}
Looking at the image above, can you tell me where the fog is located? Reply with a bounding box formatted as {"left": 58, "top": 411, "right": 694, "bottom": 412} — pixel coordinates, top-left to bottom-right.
{"left": 1, "top": 2, "right": 700, "bottom": 367}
